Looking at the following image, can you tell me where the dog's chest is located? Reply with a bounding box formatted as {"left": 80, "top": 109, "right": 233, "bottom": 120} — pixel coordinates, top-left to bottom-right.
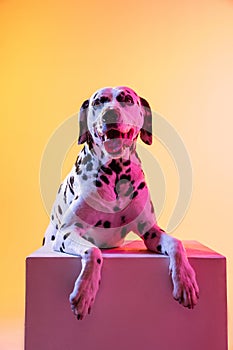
{"left": 51, "top": 148, "right": 148, "bottom": 233}
{"left": 76, "top": 151, "right": 145, "bottom": 203}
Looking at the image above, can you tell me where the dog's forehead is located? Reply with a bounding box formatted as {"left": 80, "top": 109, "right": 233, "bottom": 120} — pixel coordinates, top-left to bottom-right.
{"left": 115, "top": 86, "right": 139, "bottom": 97}
{"left": 90, "top": 86, "right": 139, "bottom": 100}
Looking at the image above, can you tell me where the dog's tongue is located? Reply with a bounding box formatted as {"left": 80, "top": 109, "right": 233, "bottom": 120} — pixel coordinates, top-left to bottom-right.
{"left": 104, "top": 138, "right": 123, "bottom": 154}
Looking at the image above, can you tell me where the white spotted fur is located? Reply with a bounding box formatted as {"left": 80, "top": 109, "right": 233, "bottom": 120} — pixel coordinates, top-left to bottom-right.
{"left": 44, "top": 86, "right": 199, "bottom": 320}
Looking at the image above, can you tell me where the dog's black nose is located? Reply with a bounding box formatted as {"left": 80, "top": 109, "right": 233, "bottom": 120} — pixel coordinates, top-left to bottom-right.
{"left": 102, "top": 110, "right": 119, "bottom": 124}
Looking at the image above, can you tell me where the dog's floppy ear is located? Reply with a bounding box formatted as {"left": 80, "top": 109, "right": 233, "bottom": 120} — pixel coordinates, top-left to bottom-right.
{"left": 140, "top": 97, "right": 152, "bottom": 145}
{"left": 78, "top": 99, "right": 90, "bottom": 144}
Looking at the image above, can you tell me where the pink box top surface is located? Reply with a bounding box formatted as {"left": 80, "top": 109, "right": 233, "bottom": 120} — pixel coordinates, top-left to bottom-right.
{"left": 28, "top": 240, "right": 225, "bottom": 259}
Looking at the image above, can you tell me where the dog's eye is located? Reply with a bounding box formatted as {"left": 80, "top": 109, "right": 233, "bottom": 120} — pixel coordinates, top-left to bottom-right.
{"left": 125, "top": 95, "right": 134, "bottom": 105}
{"left": 92, "top": 99, "right": 100, "bottom": 107}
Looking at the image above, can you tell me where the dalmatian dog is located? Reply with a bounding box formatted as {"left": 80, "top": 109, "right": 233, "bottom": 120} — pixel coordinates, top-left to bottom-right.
{"left": 43, "top": 86, "right": 199, "bottom": 320}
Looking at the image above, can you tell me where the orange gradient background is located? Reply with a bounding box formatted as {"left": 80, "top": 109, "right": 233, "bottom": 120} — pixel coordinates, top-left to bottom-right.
{"left": 1, "top": 0, "right": 233, "bottom": 348}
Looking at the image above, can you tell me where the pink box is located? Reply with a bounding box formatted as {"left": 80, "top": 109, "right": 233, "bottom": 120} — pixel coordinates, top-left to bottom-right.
{"left": 25, "top": 240, "right": 228, "bottom": 350}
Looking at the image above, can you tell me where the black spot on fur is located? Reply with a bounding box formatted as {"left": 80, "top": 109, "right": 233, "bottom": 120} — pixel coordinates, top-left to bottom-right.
{"left": 94, "top": 180, "right": 102, "bottom": 187}
{"left": 121, "top": 216, "right": 126, "bottom": 223}
{"left": 95, "top": 220, "right": 102, "bottom": 227}
{"left": 160, "top": 228, "right": 165, "bottom": 232}
{"left": 121, "top": 227, "right": 128, "bottom": 238}
{"left": 100, "top": 174, "right": 110, "bottom": 185}
{"left": 101, "top": 95, "right": 113, "bottom": 105}
{"left": 70, "top": 176, "right": 74, "bottom": 187}
{"left": 97, "top": 258, "right": 101, "bottom": 264}
{"left": 64, "top": 185, "right": 67, "bottom": 204}
{"left": 86, "top": 162, "right": 93, "bottom": 171}
{"left": 42, "top": 237, "right": 45, "bottom": 246}
{"left": 87, "top": 237, "right": 95, "bottom": 245}
{"left": 51, "top": 235, "right": 56, "bottom": 241}
{"left": 87, "top": 135, "right": 94, "bottom": 151}
{"left": 68, "top": 182, "right": 75, "bottom": 195}
{"left": 125, "top": 168, "right": 131, "bottom": 173}
{"left": 101, "top": 166, "right": 113, "bottom": 175}
{"left": 60, "top": 247, "right": 65, "bottom": 253}
{"left": 130, "top": 191, "right": 138, "bottom": 199}
{"left": 55, "top": 213, "right": 61, "bottom": 225}
{"left": 58, "top": 205, "right": 62, "bottom": 215}
{"left": 90, "top": 144, "right": 96, "bottom": 155}
{"left": 64, "top": 232, "right": 71, "bottom": 240}
{"left": 75, "top": 164, "right": 81, "bottom": 175}
{"left": 82, "top": 174, "right": 88, "bottom": 180}
{"left": 116, "top": 91, "right": 125, "bottom": 104}
{"left": 62, "top": 242, "right": 65, "bottom": 249}
{"left": 120, "top": 174, "right": 131, "bottom": 181}
{"left": 75, "top": 222, "right": 83, "bottom": 228}
{"left": 157, "top": 245, "right": 162, "bottom": 253}
{"left": 137, "top": 222, "right": 147, "bottom": 234}
{"left": 60, "top": 223, "right": 66, "bottom": 230}
{"left": 51, "top": 214, "right": 54, "bottom": 221}
{"left": 103, "top": 221, "right": 111, "bottom": 228}
{"left": 137, "top": 182, "right": 145, "bottom": 190}
{"left": 151, "top": 232, "right": 157, "bottom": 239}
{"left": 143, "top": 232, "right": 150, "bottom": 240}
{"left": 123, "top": 159, "right": 131, "bottom": 166}
{"left": 58, "top": 184, "right": 62, "bottom": 194}
{"left": 75, "top": 160, "right": 82, "bottom": 175}
{"left": 109, "top": 159, "right": 122, "bottom": 174}
{"left": 113, "top": 206, "right": 121, "bottom": 212}
{"left": 83, "top": 154, "right": 92, "bottom": 165}
{"left": 85, "top": 250, "right": 88, "bottom": 254}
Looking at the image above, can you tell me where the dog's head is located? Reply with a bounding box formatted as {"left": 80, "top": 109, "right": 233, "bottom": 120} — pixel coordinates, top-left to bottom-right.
{"left": 78, "top": 86, "right": 152, "bottom": 157}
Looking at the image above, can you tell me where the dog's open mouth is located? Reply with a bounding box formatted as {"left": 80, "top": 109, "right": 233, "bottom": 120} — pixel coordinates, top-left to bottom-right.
{"left": 101, "top": 128, "right": 134, "bottom": 154}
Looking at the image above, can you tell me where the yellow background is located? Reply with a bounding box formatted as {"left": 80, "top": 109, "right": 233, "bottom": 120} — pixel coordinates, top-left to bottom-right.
{"left": 1, "top": 0, "right": 233, "bottom": 348}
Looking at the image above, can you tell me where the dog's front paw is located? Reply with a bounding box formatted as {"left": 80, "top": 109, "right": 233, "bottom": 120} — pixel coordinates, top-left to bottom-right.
{"left": 69, "top": 248, "right": 103, "bottom": 320}
{"left": 170, "top": 257, "right": 199, "bottom": 309}
{"left": 69, "top": 272, "right": 101, "bottom": 320}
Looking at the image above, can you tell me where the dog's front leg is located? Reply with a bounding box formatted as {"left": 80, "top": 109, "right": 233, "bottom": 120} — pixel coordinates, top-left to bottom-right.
{"left": 53, "top": 229, "right": 103, "bottom": 320}
{"left": 140, "top": 225, "right": 199, "bottom": 309}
